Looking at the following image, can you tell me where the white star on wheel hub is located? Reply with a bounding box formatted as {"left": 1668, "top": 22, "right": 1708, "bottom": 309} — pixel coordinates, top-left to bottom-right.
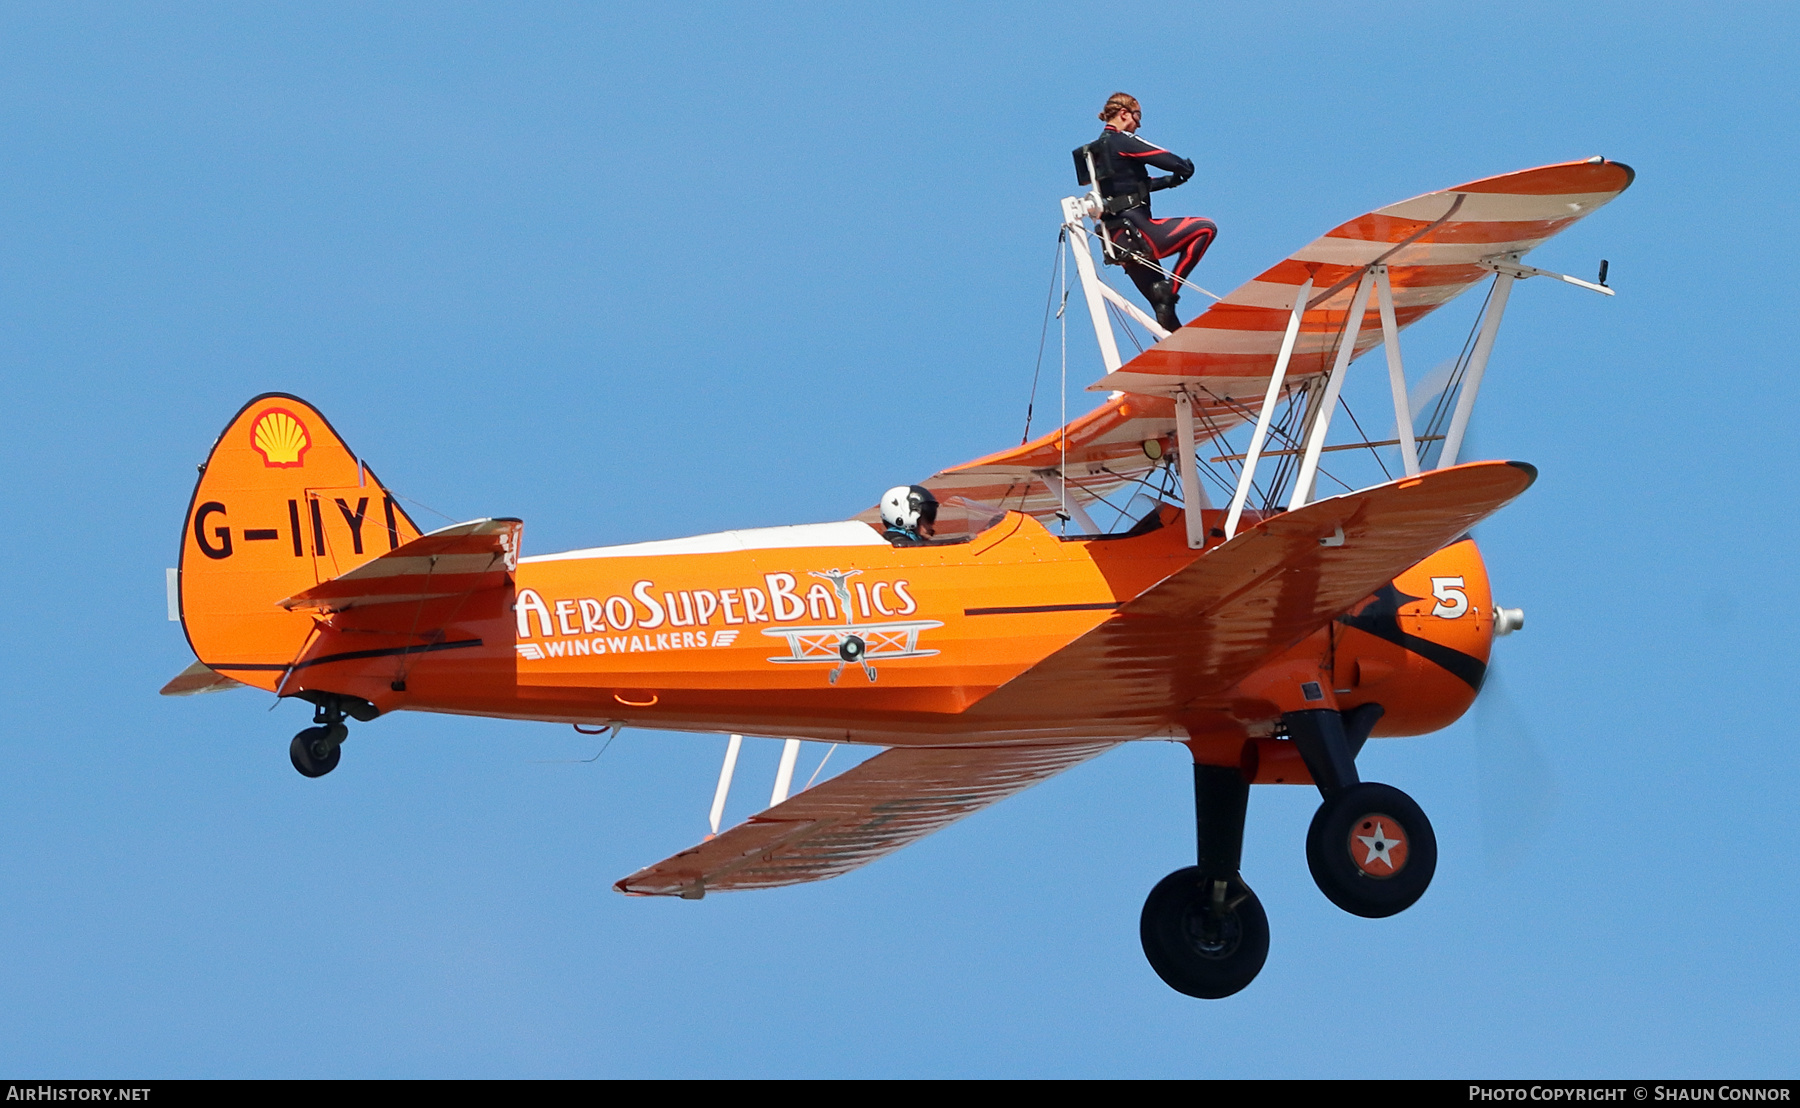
{"left": 1349, "top": 815, "right": 1408, "bottom": 877}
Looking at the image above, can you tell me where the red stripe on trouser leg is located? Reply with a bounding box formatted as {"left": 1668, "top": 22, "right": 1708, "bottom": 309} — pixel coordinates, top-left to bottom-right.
{"left": 1137, "top": 217, "right": 1218, "bottom": 282}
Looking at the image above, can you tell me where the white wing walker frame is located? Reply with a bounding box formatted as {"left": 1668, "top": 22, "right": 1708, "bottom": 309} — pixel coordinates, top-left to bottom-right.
{"left": 1060, "top": 171, "right": 1617, "bottom": 550}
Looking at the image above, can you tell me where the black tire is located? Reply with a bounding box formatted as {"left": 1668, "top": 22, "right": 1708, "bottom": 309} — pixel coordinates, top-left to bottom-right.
{"left": 289, "top": 725, "right": 344, "bottom": 778}
{"left": 1305, "top": 781, "right": 1436, "bottom": 919}
{"left": 1139, "top": 867, "right": 1270, "bottom": 999}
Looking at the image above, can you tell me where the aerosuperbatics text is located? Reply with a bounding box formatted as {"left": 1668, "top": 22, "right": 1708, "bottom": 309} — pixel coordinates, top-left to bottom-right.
{"left": 512, "top": 572, "right": 918, "bottom": 660}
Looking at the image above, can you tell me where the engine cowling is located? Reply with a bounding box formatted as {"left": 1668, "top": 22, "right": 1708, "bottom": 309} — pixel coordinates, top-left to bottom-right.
{"left": 1332, "top": 536, "right": 1495, "bottom": 736}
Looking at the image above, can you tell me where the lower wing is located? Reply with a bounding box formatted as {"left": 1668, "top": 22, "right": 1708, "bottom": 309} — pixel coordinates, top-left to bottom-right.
{"left": 968, "top": 460, "right": 1536, "bottom": 727}
{"left": 615, "top": 740, "right": 1116, "bottom": 897}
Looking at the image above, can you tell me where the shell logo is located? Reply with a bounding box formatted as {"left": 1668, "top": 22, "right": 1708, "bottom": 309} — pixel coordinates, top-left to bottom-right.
{"left": 250, "top": 408, "right": 311, "bottom": 468}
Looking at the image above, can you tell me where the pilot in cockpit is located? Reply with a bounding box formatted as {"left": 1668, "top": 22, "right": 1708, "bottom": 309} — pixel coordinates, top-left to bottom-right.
{"left": 880, "top": 485, "right": 939, "bottom": 546}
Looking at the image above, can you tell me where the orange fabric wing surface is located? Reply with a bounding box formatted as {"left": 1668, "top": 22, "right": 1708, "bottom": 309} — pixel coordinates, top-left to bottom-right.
{"left": 967, "top": 460, "right": 1536, "bottom": 728}
{"left": 1095, "top": 159, "right": 1634, "bottom": 400}
{"left": 615, "top": 741, "right": 1116, "bottom": 896}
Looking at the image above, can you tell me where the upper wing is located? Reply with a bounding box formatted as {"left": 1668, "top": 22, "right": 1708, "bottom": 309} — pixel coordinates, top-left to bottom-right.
{"left": 892, "top": 160, "right": 1632, "bottom": 528}
{"left": 278, "top": 518, "right": 521, "bottom": 611}
{"left": 1097, "top": 158, "right": 1633, "bottom": 398}
{"left": 965, "top": 460, "right": 1536, "bottom": 729}
{"left": 615, "top": 741, "right": 1115, "bottom": 897}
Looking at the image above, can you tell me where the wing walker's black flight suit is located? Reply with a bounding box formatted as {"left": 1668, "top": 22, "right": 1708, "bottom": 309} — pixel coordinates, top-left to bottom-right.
{"left": 1077, "top": 125, "right": 1217, "bottom": 332}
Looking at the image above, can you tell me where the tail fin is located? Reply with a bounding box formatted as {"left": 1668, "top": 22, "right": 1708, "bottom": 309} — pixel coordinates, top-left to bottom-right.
{"left": 176, "top": 394, "right": 422, "bottom": 692}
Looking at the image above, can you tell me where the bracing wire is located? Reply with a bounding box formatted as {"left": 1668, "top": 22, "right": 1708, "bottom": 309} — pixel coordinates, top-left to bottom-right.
{"left": 1196, "top": 456, "right": 1239, "bottom": 500}
{"left": 1194, "top": 395, "right": 1246, "bottom": 489}
{"left": 1097, "top": 232, "right": 1224, "bottom": 302}
{"left": 802, "top": 744, "right": 838, "bottom": 791}
{"left": 1095, "top": 460, "right": 1189, "bottom": 530}
{"left": 1338, "top": 397, "right": 1392, "bottom": 482}
{"left": 391, "top": 492, "right": 459, "bottom": 526}
{"left": 1269, "top": 296, "right": 1377, "bottom": 507}
{"left": 1416, "top": 279, "right": 1494, "bottom": 464}
{"left": 1200, "top": 383, "right": 1354, "bottom": 510}
{"left": 1105, "top": 299, "right": 1147, "bottom": 354}
{"left": 1059, "top": 229, "right": 1068, "bottom": 534}
{"left": 1257, "top": 385, "right": 1315, "bottom": 512}
{"left": 1203, "top": 388, "right": 1309, "bottom": 510}
{"left": 1021, "top": 230, "right": 1067, "bottom": 445}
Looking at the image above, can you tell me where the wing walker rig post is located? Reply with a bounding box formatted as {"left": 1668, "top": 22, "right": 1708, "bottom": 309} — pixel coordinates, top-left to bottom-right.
{"left": 164, "top": 158, "right": 1632, "bottom": 998}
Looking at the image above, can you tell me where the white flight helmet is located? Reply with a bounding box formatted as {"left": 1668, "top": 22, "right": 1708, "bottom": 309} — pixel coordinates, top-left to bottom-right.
{"left": 880, "top": 485, "right": 939, "bottom": 535}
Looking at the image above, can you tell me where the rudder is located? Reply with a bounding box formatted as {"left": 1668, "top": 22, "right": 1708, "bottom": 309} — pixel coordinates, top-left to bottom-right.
{"left": 176, "top": 394, "right": 423, "bottom": 692}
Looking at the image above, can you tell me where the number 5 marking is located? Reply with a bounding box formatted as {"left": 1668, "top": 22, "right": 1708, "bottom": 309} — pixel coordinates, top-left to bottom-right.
{"left": 1430, "top": 576, "right": 1469, "bottom": 619}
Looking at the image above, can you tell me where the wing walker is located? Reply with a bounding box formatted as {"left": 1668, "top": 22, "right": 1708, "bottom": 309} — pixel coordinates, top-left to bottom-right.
{"left": 164, "top": 156, "right": 1632, "bottom": 998}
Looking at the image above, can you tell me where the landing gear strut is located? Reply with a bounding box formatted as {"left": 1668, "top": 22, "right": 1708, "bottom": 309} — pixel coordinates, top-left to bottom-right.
{"left": 287, "top": 693, "right": 375, "bottom": 778}
{"left": 1139, "top": 763, "right": 1269, "bottom": 999}
{"left": 1288, "top": 706, "right": 1437, "bottom": 918}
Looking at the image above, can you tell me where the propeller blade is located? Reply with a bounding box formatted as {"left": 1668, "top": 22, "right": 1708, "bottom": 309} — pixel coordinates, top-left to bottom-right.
{"left": 1473, "top": 663, "right": 1559, "bottom": 873}
{"left": 1407, "top": 357, "right": 1460, "bottom": 428}
{"left": 1390, "top": 357, "right": 1460, "bottom": 469}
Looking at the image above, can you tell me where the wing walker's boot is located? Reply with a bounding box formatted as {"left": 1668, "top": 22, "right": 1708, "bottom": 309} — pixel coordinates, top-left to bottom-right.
{"left": 1150, "top": 279, "right": 1182, "bottom": 332}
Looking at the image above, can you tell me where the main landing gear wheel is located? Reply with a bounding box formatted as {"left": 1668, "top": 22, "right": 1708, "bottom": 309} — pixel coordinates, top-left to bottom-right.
{"left": 290, "top": 724, "right": 346, "bottom": 778}
{"left": 1305, "top": 781, "right": 1437, "bottom": 918}
{"left": 1139, "top": 867, "right": 1270, "bottom": 999}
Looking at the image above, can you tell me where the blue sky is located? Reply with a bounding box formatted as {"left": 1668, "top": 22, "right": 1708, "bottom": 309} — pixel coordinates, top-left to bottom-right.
{"left": 1, "top": 1, "right": 1796, "bottom": 1077}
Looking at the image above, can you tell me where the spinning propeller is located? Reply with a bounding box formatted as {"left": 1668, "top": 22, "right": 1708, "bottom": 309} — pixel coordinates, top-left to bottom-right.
{"left": 1396, "top": 368, "right": 1559, "bottom": 871}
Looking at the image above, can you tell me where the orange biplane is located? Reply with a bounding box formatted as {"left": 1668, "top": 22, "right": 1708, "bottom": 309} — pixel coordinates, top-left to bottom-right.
{"left": 164, "top": 158, "right": 1631, "bottom": 998}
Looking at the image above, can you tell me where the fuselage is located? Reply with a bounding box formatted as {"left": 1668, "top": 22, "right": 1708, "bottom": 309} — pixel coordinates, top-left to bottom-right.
{"left": 316, "top": 506, "right": 1494, "bottom": 750}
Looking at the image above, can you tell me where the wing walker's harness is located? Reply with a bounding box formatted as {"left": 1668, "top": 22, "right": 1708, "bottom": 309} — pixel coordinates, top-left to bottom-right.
{"left": 1072, "top": 141, "right": 1223, "bottom": 310}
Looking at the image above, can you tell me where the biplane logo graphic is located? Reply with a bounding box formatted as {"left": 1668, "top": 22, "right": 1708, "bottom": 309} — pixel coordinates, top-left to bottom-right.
{"left": 249, "top": 408, "right": 311, "bottom": 468}
{"left": 762, "top": 569, "right": 941, "bottom": 685}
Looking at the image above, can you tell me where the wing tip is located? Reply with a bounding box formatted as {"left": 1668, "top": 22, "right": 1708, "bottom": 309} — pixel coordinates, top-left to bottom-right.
{"left": 611, "top": 876, "right": 697, "bottom": 898}
{"left": 1594, "top": 157, "right": 1636, "bottom": 191}
{"left": 1504, "top": 460, "right": 1539, "bottom": 487}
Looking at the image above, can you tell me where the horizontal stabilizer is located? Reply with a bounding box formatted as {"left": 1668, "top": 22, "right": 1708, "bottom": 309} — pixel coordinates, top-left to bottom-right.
{"left": 279, "top": 518, "right": 521, "bottom": 611}
{"left": 615, "top": 741, "right": 1115, "bottom": 897}
{"left": 159, "top": 659, "right": 249, "bottom": 697}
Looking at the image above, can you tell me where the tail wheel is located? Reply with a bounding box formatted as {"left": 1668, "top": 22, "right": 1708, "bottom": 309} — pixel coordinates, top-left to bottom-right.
{"left": 1305, "top": 782, "right": 1437, "bottom": 918}
{"left": 1139, "top": 867, "right": 1269, "bottom": 999}
{"left": 289, "top": 724, "right": 346, "bottom": 778}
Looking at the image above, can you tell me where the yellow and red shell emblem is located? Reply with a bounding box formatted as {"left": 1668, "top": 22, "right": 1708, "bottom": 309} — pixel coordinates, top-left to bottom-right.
{"left": 250, "top": 408, "right": 311, "bottom": 468}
